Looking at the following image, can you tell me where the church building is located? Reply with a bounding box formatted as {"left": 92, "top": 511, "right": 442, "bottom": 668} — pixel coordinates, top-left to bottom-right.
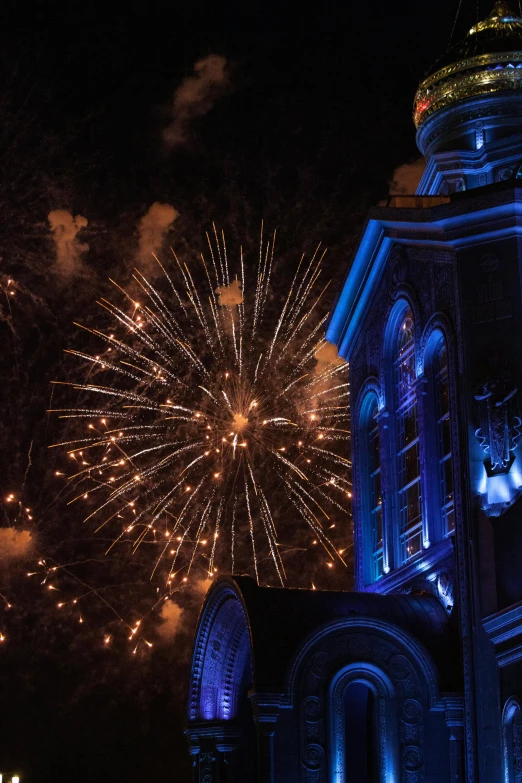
{"left": 186, "top": 3, "right": 522, "bottom": 780}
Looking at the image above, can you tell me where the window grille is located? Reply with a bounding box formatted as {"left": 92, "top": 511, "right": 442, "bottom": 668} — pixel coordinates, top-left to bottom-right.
{"left": 367, "top": 401, "right": 383, "bottom": 580}
{"left": 395, "top": 312, "right": 422, "bottom": 563}
{"left": 434, "top": 342, "right": 454, "bottom": 535}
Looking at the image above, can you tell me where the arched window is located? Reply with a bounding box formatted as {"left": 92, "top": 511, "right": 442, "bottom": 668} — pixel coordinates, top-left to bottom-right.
{"left": 360, "top": 393, "right": 383, "bottom": 584}
{"left": 503, "top": 697, "right": 522, "bottom": 783}
{"left": 434, "top": 340, "right": 455, "bottom": 535}
{"left": 423, "top": 328, "right": 455, "bottom": 543}
{"left": 367, "top": 400, "right": 383, "bottom": 581}
{"left": 395, "top": 309, "right": 422, "bottom": 563}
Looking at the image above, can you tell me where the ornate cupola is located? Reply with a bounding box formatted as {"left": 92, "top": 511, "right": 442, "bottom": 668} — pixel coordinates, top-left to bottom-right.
{"left": 414, "top": 1, "right": 522, "bottom": 195}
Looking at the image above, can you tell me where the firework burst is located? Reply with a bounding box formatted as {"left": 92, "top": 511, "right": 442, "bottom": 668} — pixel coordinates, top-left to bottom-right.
{"left": 51, "top": 226, "right": 351, "bottom": 587}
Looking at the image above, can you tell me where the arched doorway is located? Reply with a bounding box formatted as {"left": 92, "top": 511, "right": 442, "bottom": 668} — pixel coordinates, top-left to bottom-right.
{"left": 330, "top": 662, "right": 398, "bottom": 783}
{"left": 344, "top": 680, "right": 380, "bottom": 782}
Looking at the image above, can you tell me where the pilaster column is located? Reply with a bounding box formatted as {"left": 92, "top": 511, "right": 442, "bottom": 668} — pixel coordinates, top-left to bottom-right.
{"left": 443, "top": 696, "right": 465, "bottom": 783}
{"left": 376, "top": 407, "right": 392, "bottom": 574}
{"left": 199, "top": 747, "right": 218, "bottom": 783}
{"left": 185, "top": 722, "right": 242, "bottom": 783}
{"left": 251, "top": 694, "right": 281, "bottom": 783}
{"left": 215, "top": 727, "right": 242, "bottom": 782}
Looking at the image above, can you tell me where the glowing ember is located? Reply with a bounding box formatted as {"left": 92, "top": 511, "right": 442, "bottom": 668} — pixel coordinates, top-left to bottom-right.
{"left": 232, "top": 412, "right": 249, "bottom": 432}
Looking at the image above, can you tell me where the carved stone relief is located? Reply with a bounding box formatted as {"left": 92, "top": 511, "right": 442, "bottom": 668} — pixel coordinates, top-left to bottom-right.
{"left": 475, "top": 377, "right": 521, "bottom": 474}
{"left": 200, "top": 751, "right": 216, "bottom": 783}
{"left": 496, "top": 166, "right": 514, "bottom": 182}
{"left": 298, "top": 626, "right": 433, "bottom": 783}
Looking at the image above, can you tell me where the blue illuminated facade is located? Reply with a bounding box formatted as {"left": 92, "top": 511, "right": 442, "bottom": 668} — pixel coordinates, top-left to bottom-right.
{"left": 187, "top": 3, "right": 522, "bottom": 780}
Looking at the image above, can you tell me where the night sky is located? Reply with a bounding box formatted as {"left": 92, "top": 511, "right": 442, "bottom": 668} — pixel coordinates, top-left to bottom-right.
{"left": 0, "top": 1, "right": 493, "bottom": 780}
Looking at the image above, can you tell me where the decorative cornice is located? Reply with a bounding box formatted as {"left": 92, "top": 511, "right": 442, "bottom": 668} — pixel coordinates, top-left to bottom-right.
{"left": 185, "top": 721, "right": 243, "bottom": 753}
{"left": 483, "top": 599, "right": 522, "bottom": 644}
{"left": 361, "top": 536, "right": 454, "bottom": 596}
{"left": 483, "top": 601, "right": 522, "bottom": 666}
{"left": 420, "top": 51, "right": 522, "bottom": 94}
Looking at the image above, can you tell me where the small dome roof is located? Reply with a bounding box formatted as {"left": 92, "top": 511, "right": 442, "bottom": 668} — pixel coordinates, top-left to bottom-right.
{"left": 414, "top": 1, "right": 522, "bottom": 127}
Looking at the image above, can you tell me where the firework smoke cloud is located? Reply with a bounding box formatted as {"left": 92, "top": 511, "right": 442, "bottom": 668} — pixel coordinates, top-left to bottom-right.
{"left": 314, "top": 341, "right": 344, "bottom": 374}
{"left": 389, "top": 158, "right": 426, "bottom": 195}
{"left": 215, "top": 278, "right": 243, "bottom": 307}
{"left": 163, "top": 55, "right": 230, "bottom": 147}
{"left": 157, "top": 599, "right": 184, "bottom": 640}
{"left": 136, "top": 202, "right": 179, "bottom": 273}
{"left": 0, "top": 528, "right": 33, "bottom": 560}
{"left": 48, "top": 210, "right": 89, "bottom": 277}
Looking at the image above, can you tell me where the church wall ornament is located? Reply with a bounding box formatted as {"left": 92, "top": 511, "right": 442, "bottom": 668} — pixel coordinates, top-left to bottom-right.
{"left": 474, "top": 376, "right": 522, "bottom": 516}
{"left": 199, "top": 751, "right": 216, "bottom": 783}
{"left": 496, "top": 166, "right": 515, "bottom": 182}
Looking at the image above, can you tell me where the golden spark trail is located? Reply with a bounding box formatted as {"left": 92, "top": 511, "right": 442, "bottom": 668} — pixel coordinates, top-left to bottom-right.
{"left": 52, "top": 228, "right": 352, "bottom": 588}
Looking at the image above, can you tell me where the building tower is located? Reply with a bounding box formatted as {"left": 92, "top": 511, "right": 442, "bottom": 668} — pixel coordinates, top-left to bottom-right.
{"left": 186, "top": 3, "right": 522, "bottom": 781}
{"left": 416, "top": 0, "right": 522, "bottom": 195}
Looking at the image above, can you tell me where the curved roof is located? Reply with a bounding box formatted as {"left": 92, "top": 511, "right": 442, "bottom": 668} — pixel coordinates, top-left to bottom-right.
{"left": 208, "top": 575, "right": 458, "bottom": 692}
{"left": 414, "top": 2, "right": 522, "bottom": 128}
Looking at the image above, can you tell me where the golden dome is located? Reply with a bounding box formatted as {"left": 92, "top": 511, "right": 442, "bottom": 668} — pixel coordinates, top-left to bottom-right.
{"left": 414, "top": 1, "right": 522, "bottom": 127}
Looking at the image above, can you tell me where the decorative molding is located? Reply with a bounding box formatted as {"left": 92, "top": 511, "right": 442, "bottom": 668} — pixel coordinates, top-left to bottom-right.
{"left": 362, "top": 536, "right": 454, "bottom": 596}
{"left": 188, "top": 582, "right": 252, "bottom": 723}
{"left": 331, "top": 664, "right": 397, "bottom": 783}
{"left": 289, "top": 616, "right": 442, "bottom": 710}
{"left": 484, "top": 601, "right": 522, "bottom": 645}
{"left": 484, "top": 602, "right": 522, "bottom": 666}
{"left": 290, "top": 618, "right": 449, "bottom": 783}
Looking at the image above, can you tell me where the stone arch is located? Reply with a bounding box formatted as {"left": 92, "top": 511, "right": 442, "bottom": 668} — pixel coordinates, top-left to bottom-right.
{"left": 418, "top": 311, "right": 456, "bottom": 380}
{"left": 353, "top": 376, "right": 383, "bottom": 420}
{"left": 380, "top": 288, "right": 422, "bottom": 380}
{"left": 188, "top": 580, "right": 253, "bottom": 723}
{"left": 288, "top": 616, "right": 445, "bottom": 783}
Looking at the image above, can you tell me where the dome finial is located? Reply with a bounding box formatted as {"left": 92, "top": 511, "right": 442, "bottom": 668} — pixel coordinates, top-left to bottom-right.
{"left": 492, "top": 0, "right": 514, "bottom": 15}
{"left": 468, "top": 0, "right": 522, "bottom": 35}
